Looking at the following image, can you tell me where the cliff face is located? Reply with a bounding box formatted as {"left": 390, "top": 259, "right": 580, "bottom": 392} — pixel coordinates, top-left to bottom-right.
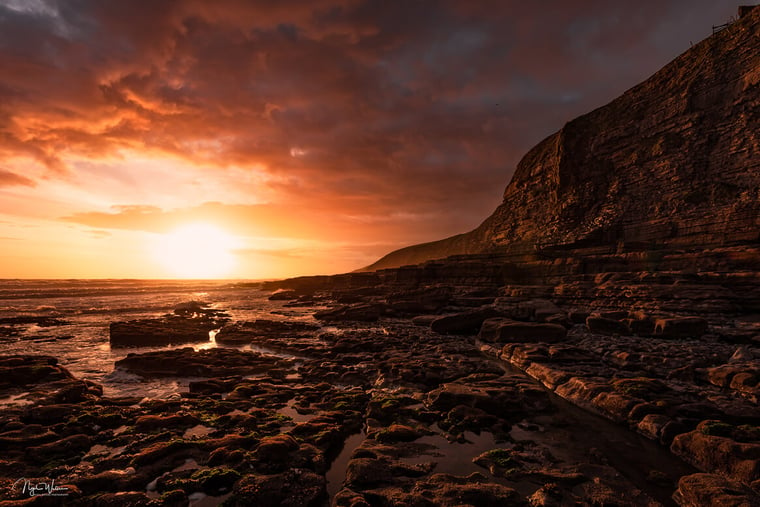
{"left": 367, "top": 8, "right": 760, "bottom": 271}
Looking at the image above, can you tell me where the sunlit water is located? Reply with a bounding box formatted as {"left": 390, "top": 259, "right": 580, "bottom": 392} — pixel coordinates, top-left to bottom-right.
{"left": 0, "top": 279, "right": 316, "bottom": 399}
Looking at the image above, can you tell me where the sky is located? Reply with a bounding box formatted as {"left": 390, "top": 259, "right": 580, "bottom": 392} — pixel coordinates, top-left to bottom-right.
{"left": 0, "top": 0, "right": 738, "bottom": 279}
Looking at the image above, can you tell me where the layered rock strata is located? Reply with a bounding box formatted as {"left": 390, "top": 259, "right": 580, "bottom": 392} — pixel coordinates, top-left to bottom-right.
{"left": 367, "top": 7, "right": 759, "bottom": 272}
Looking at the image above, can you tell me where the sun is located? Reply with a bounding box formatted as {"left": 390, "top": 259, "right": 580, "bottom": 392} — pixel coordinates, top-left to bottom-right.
{"left": 152, "top": 223, "right": 238, "bottom": 279}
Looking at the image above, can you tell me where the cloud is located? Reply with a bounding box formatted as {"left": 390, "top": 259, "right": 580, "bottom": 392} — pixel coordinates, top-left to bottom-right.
{"left": 235, "top": 247, "right": 305, "bottom": 259}
{"left": 1, "top": 0, "right": 738, "bottom": 249}
{"left": 0, "top": 169, "right": 36, "bottom": 187}
{"left": 87, "top": 229, "right": 112, "bottom": 238}
{"left": 60, "top": 200, "right": 471, "bottom": 246}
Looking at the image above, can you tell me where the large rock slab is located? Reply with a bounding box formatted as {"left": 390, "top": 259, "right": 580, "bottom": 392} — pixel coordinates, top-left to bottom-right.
{"left": 671, "top": 426, "right": 760, "bottom": 485}
{"left": 430, "top": 308, "right": 499, "bottom": 335}
{"left": 674, "top": 473, "right": 760, "bottom": 507}
{"left": 314, "top": 303, "right": 385, "bottom": 322}
{"left": 478, "top": 317, "right": 567, "bottom": 343}
{"left": 654, "top": 317, "right": 709, "bottom": 339}
{"left": 586, "top": 316, "right": 632, "bottom": 336}
{"left": 216, "top": 319, "right": 319, "bottom": 345}
{"left": 110, "top": 316, "right": 218, "bottom": 347}
{"left": 114, "top": 347, "right": 294, "bottom": 377}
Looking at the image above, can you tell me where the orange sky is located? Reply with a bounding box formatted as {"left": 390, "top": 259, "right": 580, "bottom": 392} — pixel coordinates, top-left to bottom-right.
{"left": 0, "top": 1, "right": 735, "bottom": 279}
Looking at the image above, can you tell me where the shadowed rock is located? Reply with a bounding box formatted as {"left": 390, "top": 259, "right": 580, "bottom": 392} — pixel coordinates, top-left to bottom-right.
{"left": 478, "top": 317, "right": 567, "bottom": 343}
{"left": 114, "top": 347, "right": 294, "bottom": 377}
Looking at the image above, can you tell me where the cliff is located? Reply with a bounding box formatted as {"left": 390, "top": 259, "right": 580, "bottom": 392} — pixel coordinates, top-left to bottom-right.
{"left": 366, "top": 7, "right": 760, "bottom": 271}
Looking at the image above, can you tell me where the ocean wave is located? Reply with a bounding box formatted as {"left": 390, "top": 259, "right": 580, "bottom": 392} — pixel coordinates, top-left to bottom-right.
{"left": 103, "top": 368, "right": 144, "bottom": 383}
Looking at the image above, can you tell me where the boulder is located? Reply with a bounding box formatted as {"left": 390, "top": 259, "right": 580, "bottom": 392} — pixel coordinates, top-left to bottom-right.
{"left": 314, "top": 303, "right": 385, "bottom": 322}
{"left": 216, "top": 320, "right": 319, "bottom": 345}
{"left": 671, "top": 428, "right": 760, "bottom": 484}
{"left": 653, "top": 317, "right": 708, "bottom": 339}
{"left": 586, "top": 316, "right": 632, "bottom": 336}
{"left": 430, "top": 308, "right": 499, "bottom": 335}
{"left": 114, "top": 347, "right": 293, "bottom": 377}
{"left": 27, "top": 433, "right": 91, "bottom": 461}
{"left": 491, "top": 298, "right": 562, "bottom": 322}
{"left": 478, "top": 318, "right": 567, "bottom": 343}
{"left": 674, "top": 473, "right": 760, "bottom": 507}
{"left": 227, "top": 469, "right": 326, "bottom": 506}
{"left": 109, "top": 316, "right": 219, "bottom": 347}
{"left": 268, "top": 290, "right": 300, "bottom": 300}
{"left": 624, "top": 314, "right": 656, "bottom": 335}
{"left": 0, "top": 355, "right": 73, "bottom": 389}
{"left": 385, "top": 286, "right": 452, "bottom": 314}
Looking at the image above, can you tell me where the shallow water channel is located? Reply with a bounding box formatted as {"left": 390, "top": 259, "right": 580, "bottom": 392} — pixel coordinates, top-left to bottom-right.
{"left": 322, "top": 354, "right": 696, "bottom": 506}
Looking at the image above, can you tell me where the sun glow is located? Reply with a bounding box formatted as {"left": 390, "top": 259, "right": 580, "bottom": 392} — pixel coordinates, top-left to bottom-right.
{"left": 152, "top": 223, "right": 239, "bottom": 279}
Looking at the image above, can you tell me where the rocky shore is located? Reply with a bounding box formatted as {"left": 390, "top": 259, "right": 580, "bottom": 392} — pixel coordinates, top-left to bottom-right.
{"left": 1, "top": 7, "right": 758, "bottom": 506}
{"left": 0, "top": 275, "right": 758, "bottom": 506}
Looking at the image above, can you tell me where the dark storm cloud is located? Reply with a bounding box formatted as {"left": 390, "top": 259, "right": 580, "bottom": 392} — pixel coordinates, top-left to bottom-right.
{"left": 0, "top": 0, "right": 737, "bottom": 229}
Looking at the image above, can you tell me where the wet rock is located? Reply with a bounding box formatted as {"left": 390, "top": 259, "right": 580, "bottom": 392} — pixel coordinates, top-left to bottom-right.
{"left": 674, "top": 473, "right": 760, "bottom": 507}
{"left": 0, "top": 355, "right": 73, "bottom": 390}
{"left": 345, "top": 456, "right": 428, "bottom": 487}
{"left": 22, "top": 403, "right": 78, "bottom": 425}
{"left": 0, "top": 316, "right": 68, "bottom": 327}
{"left": 269, "top": 289, "right": 300, "bottom": 300}
{"left": 586, "top": 316, "right": 632, "bottom": 336}
{"left": 671, "top": 426, "right": 760, "bottom": 484}
{"left": 569, "top": 310, "right": 591, "bottom": 324}
{"left": 653, "top": 317, "right": 708, "bottom": 339}
{"left": 188, "top": 376, "right": 243, "bottom": 395}
{"left": 173, "top": 300, "right": 227, "bottom": 319}
{"left": 373, "top": 424, "right": 422, "bottom": 443}
{"left": 412, "top": 473, "right": 523, "bottom": 506}
{"left": 430, "top": 308, "right": 499, "bottom": 335}
{"left": 624, "top": 313, "right": 657, "bottom": 336}
{"left": 189, "top": 467, "right": 241, "bottom": 495}
{"left": 570, "top": 463, "right": 660, "bottom": 506}
{"left": 427, "top": 377, "right": 550, "bottom": 419}
{"left": 491, "top": 297, "right": 562, "bottom": 323}
{"left": 636, "top": 414, "right": 674, "bottom": 442}
{"left": 503, "top": 343, "right": 550, "bottom": 368}
{"left": 0, "top": 425, "right": 58, "bottom": 448}
{"left": 207, "top": 447, "right": 246, "bottom": 467}
{"left": 75, "top": 469, "right": 145, "bottom": 495}
{"left": 84, "top": 491, "right": 155, "bottom": 506}
{"left": 109, "top": 316, "right": 219, "bottom": 348}
{"left": 730, "top": 372, "right": 760, "bottom": 399}
{"left": 216, "top": 319, "right": 319, "bottom": 345}
{"left": 411, "top": 315, "right": 438, "bottom": 326}
{"left": 707, "top": 363, "right": 760, "bottom": 400}
{"left": 314, "top": 303, "right": 385, "bottom": 322}
{"left": 134, "top": 413, "right": 201, "bottom": 433}
{"left": 730, "top": 347, "right": 757, "bottom": 362}
{"left": 591, "top": 391, "right": 642, "bottom": 423}
{"left": 228, "top": 469, "right": 326, "bottom": 507}
{"left": 554, "top": 377, "right": 614, "bottom": 413}
{"left": 27, "top": 433, "right": 91, "bottom": 462}
{"left": 130, "top": 438, "right": 201, "bottom": 468}
{"left": 114, "top": 347, "right": 293, "bottom": 377}
{"left": 529, "top": 483, "right": 565, "bottom": 506}
{"left": 479, "top": 318, "right": 567, "bottom": 343}
{"left": 253, "top": 434, "right": 300, "bottom": 465}
{"left": 524, "top": 363, "right": 571, "bottom": 389}
{"left": 385, "top": 286, "right": 453, "bottom": 314}
{"left": 473, "top": 448, "right": 523, "bottom": 476}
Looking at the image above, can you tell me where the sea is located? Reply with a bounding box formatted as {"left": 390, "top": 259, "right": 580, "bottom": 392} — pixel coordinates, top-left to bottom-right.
{"left": 0, "top": 279, "right": 315, "bottom": 401}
